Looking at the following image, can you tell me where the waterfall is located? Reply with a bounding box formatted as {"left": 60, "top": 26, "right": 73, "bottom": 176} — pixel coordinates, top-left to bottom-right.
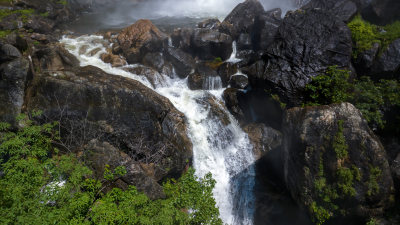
{"left": 226, "top": 41, "right": 241, "bottom": 63}
{"left": 60, "top": 35, "right": 256, "bottom": 225}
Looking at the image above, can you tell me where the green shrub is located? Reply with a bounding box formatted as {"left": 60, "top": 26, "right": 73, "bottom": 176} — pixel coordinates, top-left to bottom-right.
{"left": 0, "top": 116, "right": 222, "bottom": 225}
{"left": 304, "top": 67, "right": 400, "bottom": 130}
{"left": 333, "top": 120, "right": 348, "bottom": 160}
{"left": 348, "top": 15, "right": 400, "bottom": 58}
{"left": 304, "top": 66, "right": 352, "bottom": 105}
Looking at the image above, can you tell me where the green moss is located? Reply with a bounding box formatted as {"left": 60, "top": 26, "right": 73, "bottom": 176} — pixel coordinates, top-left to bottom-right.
{"left": 57, "top": 0, "right": 68, "bottom": 6}
{"left": 0, "top": 8, "right": 35, "bottom": 22}
{"left": 333, "top": 120, "right": 348, "bottom": 160}
{"left": 0, "top": 29, "right": 11, "bottom": 38}
{"left": 336, "top": 167, "right": 356, "bottom": 197}
{"left": 367, "top": 165, "right": 382, "bottom": 197}
{"left": 348, "top": 15, "right": 380, "bottom": 58}
{"left": 310, "top": 202, "right": 331, "bottom": 225}
{"left": 348, "top": 15, "right": 400, "bottom": 58}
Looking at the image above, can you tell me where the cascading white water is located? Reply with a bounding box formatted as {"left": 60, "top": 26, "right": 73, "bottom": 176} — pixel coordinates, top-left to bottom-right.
{"left": 60, "top": 35, "right": 256, "bottom": 225}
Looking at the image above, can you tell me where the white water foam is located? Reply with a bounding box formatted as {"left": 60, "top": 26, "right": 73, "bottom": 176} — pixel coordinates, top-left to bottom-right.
{"left": 60, "top": 35, "right": 256, "bottom": 225}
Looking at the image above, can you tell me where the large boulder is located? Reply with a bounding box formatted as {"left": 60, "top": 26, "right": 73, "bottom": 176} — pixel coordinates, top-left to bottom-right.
{"left": 361, "top": 0, "right": 400, "bottom": 25}
{"left": 283, "top": 103, "right": 395, "bottom": 222}
{"left": 302, "top": 0, "right": 358, "bottom": 22}
{"left": 222, "top": 0, "right": 265, "bottom": 39}
{"left": 244, "top": 8, "right": 352, "bottom": 106}
{"left": 243, "top": 123, "right": 282, "bottom": 160}
{"left": 83, "top": 139, "right": 165, "bottom": 200}
{"left": 187, "top": 63, "right": 221, "bottom": 90}
{"left": 25, "top": 65, "right": 192, "bottom": 182}
{"left": 191, "top": 28, "right": 233, "bottom": 60}
{"left": 117, "top": 19, "right": 168, "bottom": 64}
{"left": 369, "top": 39, "right": 400, "bottom": 80}
{"left": 164, "top": 47, "right": 195, "bottom": 78}
{"left": 353, "top": 38, "right": 400, "bottom": 80}
{"left": 0, "top": 43, "right": 21, "bottom": 63}
{"left": 0, "top": 57, "right": 30, "bottom": 126}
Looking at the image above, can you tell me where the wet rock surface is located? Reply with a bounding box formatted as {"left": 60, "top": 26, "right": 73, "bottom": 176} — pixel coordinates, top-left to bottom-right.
{"left": 244, "top": 8, "right": 352, "bottom": 105}
{"left": 25, "top": 59, "right": 193, "bottom": 184}
{"left": 283, "top": 103, "right": 395, "bottom": 221}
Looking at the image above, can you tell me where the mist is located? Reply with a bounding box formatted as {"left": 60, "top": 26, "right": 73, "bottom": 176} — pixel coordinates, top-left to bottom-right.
{"left": 70, "top": 0, "right": 300, "bottom": 33}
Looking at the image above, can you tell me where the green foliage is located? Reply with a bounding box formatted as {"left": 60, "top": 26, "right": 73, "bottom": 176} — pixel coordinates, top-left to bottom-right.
{"left": 351, "top": 76, "right": 385, "bottom": 128}
{"left": 348, "top": 15, "right": 400, "bottom": 58}
{"left": 304, "top": 67, "right": 400, "bottom": 130}
{"left": 367, "top": 165, "right": 382, "bottom": 197}
{"left": 310, "top": 201, "right": 331, "bottom": 225}
{"left": 366, "top": 218, "right": 378, "bottom": 225}
{"left": 336, "top": 167, "right": 356, "bottom": 197}
{"left": 304, "top": 66, "right": 351, "bottom": 105}
{"left": 0, "top": 30, "right": 11, "bottom": 38}
{"left": 348, "top": 15, "right": 380, "bottom": 58}
{"left": 332, "top": 120, "right": 348, "bottom": 160}
{"left": 0, "top": 118, "right": 222, "bottom": 224}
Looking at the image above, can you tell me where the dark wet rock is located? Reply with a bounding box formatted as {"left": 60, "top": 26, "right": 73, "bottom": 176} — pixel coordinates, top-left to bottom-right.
{"left": 361, "top": 0, "right": 400, "bottom": 25}
{"left": 117, "top": 19, "right": 167, "bottom": 64}
{"left": 143, "top": 52, "right": 165, "bottom": 71}
{"left": 229, "top": 74, "right": 248, "bottom": 89}
{"left": 33, "top": 43, "right": 80, "bottom": 72}
{"left": 217, "top": 62, "right": 238, "bottom": 87}
{"left": 302, "top": 0, "right": 358, "bottom": 22}
{"left": 257, "top": 8, "right": 282, "bottom": 51}
{"left": 283, "top": 103, "right": 395, "bottom": 221}
{"left": 0, "top": 57, "right": 30, "bottom": 126}
{"left": 243, "top": 123, "right": 282, "bottom": 160}
{"left": 369, "top": 39, "right": 400, "bottom": 79}
{"left": 353, "top": 42, "right": 380, "bottom": 75}
{"left": 238, "top": 89, "right": 283, "bottom": 130}
{"left": 222, "top": 88, "right": 246, "bottom": 123}
{"left": 191, "top": 28, "right": 233, "bottom": 60}
{"left": 187, "top": 72, "right": 203, "bottom": 90}
{"left": 25, "top": 65, "right": 193, "bottom": 182}
{"left": 0, "top": 43, "right": 21, "bottom": 62}
{"left": 187, "top": 63, "right": 220, "bottom": 90}
{"left": 100, "top": 51, "right": 127, "bottom": 67}
{"left": 223, "top": 0, "right": 265, "bottom": 39}
{"left": 124, "top": 65, "right": 166, "bottom": 88}
{"left": 5, "top": 33, "right": 28, "bottom": 52}
{"left": 171, "top": 28, "right": 192, "bottom": 50}
{"left": 83, "top": 139, "right": 165, "bottom": 200}
{"left": 164, "top": 47, "right": 195, "bottom": 78}
{"left": 245, "top": 8, "right": 352, "bottom": 106}
{"left": 194, "top": 93, "right": 230, "bottom": 127}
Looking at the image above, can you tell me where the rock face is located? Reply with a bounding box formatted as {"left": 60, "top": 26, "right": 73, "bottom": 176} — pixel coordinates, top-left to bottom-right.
{"left": 243, "top": 123, "right": 282, "bottom": 160}
{"left": 191, "top": 28, "right": 233, "bottom": 60}
{"left": 83, "top": 139, "right": 165, "bottom": 200}
{"left": 354, "top": 38, "right": 400, "bottom": 80}
{"left": 244, "top": 8, "right": 352, "bottom": 105}
{"left": 361, "top": 0, "right": 400, "bottom": 25}
{"left": 25, "top": 64, "right": 193, "bottom": 183}
{"left": 369, "top": 39, "right": 400, "bottom": 79}
{"left": 283, "top": 103, "right": 394, "bottom": 221}
{"left": 117, "top": 19, "right": 167, "bottom": 63}
{"left": 302, "top": 0, "right": 358, "bottom": 22}
{"left": 0, "top": 56, "right": 30, "bottom": 126}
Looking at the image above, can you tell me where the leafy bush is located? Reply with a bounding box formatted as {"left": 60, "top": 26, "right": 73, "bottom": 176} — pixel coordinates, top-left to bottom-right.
{"left": 348, "top": 15, "right": 400, "bottom": 58}
{"left": 0, "top": 116, "right": 222, "bottom": 224}
{"left": 348, "top": 15, "right": 380, "bottom": 58}
{"left": 304, "top": 66, "right": 352, "bottom": 105}
{"left": 304, "top": 67, "right": 400, "bottom": 130}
